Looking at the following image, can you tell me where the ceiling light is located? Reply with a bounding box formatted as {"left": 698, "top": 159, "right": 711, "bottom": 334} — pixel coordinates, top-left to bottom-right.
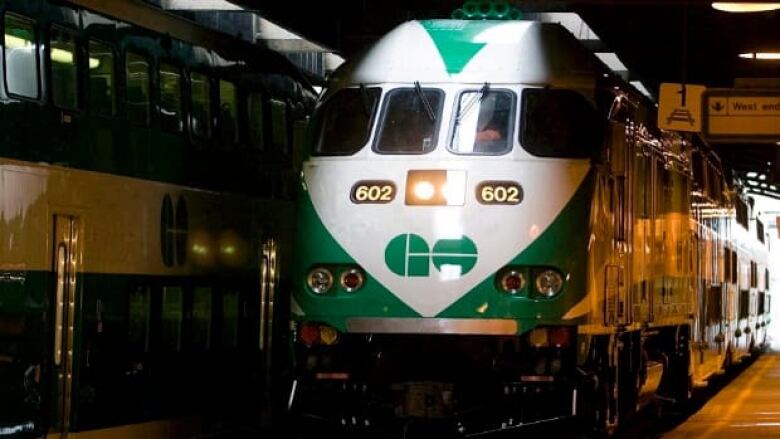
{"left": 712, "top": 2, "right": 780, "bottom": 12}
{"left": 739, "top": 52, "right": 780, "bottom": 60}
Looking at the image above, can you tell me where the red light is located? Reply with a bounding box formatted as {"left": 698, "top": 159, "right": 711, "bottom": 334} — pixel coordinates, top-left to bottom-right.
{"left": 343, "top": 272, "right": 361, "bottom": 289}
{"left": 549, "top": 326, "right": 572, "bottom": 348}
{"left": 504, "top": 274, "right": 522, "bottom": 290}
{"left": 299, "top": 323, "right": 320, "bottom": 347}
{"left": 499, "top": 270, "right": 525, "bottom": 294}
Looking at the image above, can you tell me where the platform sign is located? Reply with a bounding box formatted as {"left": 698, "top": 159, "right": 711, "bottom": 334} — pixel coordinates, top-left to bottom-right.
{"left": 658, "top": 83, "right": 706, "bottom": 132}
{"left": 704, "top": 90, "right": 780, "bottom": 142}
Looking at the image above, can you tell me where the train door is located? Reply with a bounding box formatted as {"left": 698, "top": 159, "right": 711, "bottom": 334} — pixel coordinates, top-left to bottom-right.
{"left": 606, "top": 121, "right": 632, "bottom": 326}
{"left": 258, "top": 237, "right": 279, "bottom": 423}
{"left": 632, "top": 145, "right": 652, "bottom": 323}
{"left": 52, "top": 215, "right": 80, "bottom": 438}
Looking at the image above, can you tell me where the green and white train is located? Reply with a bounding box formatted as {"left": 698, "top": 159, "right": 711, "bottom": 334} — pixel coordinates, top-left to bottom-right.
{"left": 290, "top": 15, "right": 772, "bottom": 436}
{"left": 0, "top": 0, "right": 315, "bottom": 438}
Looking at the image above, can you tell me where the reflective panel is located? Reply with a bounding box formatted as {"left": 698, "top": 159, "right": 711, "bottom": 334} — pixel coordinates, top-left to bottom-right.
{"left": 128, "top": 286, "right": 150, "bottom": 352}
{"left": 190, "top": 72, "right": 210, "bottom": 139}
{"left": 247, "top": 92, "right": 264, "bottom": 149}
{"left": 88, "top": 40, "right": 115, "bottom": 115}
{"left": 161, "top": 287, "right": 182, "bottom": 351}
{"left": 221, "top": 290, "right": 239, "bottom": 349}
{"left": 4, "top": 14, "right": 39, "bottom": 98}
{"left": 219, "top": 80, "right": 238, "bottom": 145}
{"left": 159, "top": 63, "right": 182, "bottom": 132}
{"left": 191, "top": 287, "right": 212, "bottom": 351}
{"left": 50, "top": 27, "right": 78, "bottom": 108}
{"left": 271, "top": 99, "right": 288, "bottom": 153}
{"left": 126, "top": 52, "right": 150, "bottom": 125}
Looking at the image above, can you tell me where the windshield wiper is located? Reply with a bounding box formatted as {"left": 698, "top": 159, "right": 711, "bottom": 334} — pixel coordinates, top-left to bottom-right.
{"left": 456, "top": 82, "right": 490, "bottom": 124}
{"left": 414, "top": 81, "right": 436, "bottom": 122}
{"left": 359, "top": 83, "right": 372, "bottom": 117}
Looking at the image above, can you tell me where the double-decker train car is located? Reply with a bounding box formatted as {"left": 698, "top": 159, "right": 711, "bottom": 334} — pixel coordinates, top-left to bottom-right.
{"left": 0, "top": 0, "right": 316, "bottom": 437}
{"left": 289, "top": 11, "right": 771, "bottom": 437}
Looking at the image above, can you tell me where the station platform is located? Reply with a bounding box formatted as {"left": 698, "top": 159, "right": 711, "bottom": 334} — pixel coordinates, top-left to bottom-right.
{"left": 664, "top": 351, "right": 780, "bottom": 438}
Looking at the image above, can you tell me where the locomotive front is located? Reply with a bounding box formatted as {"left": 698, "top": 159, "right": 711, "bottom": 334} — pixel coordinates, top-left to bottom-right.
{"left": 290, "top": 19, "right": 604, "bottom": 434}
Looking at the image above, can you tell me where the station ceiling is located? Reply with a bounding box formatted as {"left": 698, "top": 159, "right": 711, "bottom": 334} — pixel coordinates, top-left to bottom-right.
{"left": 232, "top": 0, "right": 780, "bottom": 195}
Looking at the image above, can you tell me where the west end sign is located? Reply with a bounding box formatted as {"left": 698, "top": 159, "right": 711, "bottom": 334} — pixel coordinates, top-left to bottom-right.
{"left": 704, "top": 89, "right": 780, "bottom": 143}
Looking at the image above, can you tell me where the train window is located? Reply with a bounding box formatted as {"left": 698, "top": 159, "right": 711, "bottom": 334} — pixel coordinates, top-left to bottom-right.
{"left": 766, "top": 268, "right": 770, "bottom": 290}
{"left": 751, "top": 261, "right": 758, "bottom": 288}
{"left": 247, "top": 92, "right": 264, "bottom": 149}
{"left": 219, "top": 80, "right": 239, "bottom": 145}
{"left": 450, "top": 89, "right": 513, "bottom": 155}
{"left": 271, "top": 99, "right": 288, "bottom": 153}
{"left": 126, "top": 52, "right": 150, "bottom": 125}
{"left": 128, "top": 286, "right": 151, "bottom": 352}
{"left": 88, "top": 40, "right": 115, "bottom": 115}
{"left": 190, "top": 72, "right": 211, "bottom": 140}
{"left": 221, "top": 290, "right": 239, "bottom": 349}
{"left": 49, "top": 27, "right": 79, "bottom": 109}
{"left": 375, "top": 87, "right": 444, "bottom": 154}
{"left": 191, "top": 287, "right": 212, "bottom": 351}
{"left": 312, "top": 87, "right": 380, "bottom": 155}
{"left": 520, "top": 88, "right": 601, "bottom": 158}
{"left": 159, "top": 63, "right": 182, "bottom": 132}
{"left": 731, "top": 252, "right": 738, "bottom": 284}
{"left": 4, "top": 14, "right": 39, "bottom": 98}
{"left": 161, "top": 286, "right": 183, "bottom": 351}
{"left": 739, "top": 289, "right": 749, "bottom": 319}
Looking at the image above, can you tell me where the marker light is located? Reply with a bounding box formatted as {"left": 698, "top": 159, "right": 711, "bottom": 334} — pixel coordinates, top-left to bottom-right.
{"left": 535, "top": 269, "right": 564, "bottom": 297}
{"left": 499, "top": 270, "right": 525, "bottom": 294}
{"left": 712, "top": 2, "right": 780, "bottom": 12}
{"left": 340, "top": 268, "right": 365, "bottom": 292}
{"left": 413, "top": 181, "right": 436, "bottom": 201}
{"left": 319, "top": 325, "right": 340, "bottom": 345}
{"left": 307, "top": 267, "right": 334, "bottom": 295}
{"left": 299, "top": 322, "right": 321, "bottom": 346}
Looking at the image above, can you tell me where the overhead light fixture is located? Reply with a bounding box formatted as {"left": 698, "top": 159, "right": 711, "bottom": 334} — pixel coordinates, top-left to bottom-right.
{"left": 739, "top": 52, "right": 780, "bottom": 60}
{"left": 712, "top": 2, "right": 780, "bottom": 12}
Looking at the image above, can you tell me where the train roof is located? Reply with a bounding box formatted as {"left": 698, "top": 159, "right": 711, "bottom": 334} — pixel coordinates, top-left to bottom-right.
{"left": 330, "top": 19, "right": 608, "bottom": 88}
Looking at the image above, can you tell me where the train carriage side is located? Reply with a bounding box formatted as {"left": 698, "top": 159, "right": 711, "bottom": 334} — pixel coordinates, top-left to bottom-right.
{"left": 0, "top": 0, "right": 315, "bottom": 437}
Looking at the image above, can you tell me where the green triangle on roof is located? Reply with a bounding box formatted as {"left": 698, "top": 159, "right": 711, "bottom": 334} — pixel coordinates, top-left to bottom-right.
{"left": 421, "top": 20, "right": 493, "bottom": 75}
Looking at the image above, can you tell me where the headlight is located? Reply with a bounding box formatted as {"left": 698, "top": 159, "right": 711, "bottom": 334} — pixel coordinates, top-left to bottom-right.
{"left": 307, "top": 267, "right": 334, "bottom": 295}
{"left": 498, "top": 269, "right": 525, "bottom": 294}
{"left": 535, "top": 269, "right": 563, "bottom": 297}
{"left": 340, "top": 268, "right": 365, "bottom": 292}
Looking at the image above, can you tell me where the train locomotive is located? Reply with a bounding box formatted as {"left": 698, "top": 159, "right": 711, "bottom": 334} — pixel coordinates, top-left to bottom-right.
{"left": 290, "top": 10, "right": 772, "bottom": 437}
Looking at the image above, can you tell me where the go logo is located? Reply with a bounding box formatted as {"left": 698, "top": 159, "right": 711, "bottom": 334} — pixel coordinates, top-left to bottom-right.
{"left": 384, "top": 234, "right": 478, "bottom": 278}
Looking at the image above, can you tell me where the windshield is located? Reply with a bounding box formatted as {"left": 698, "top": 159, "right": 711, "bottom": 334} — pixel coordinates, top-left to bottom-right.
{"left": 450, "top": 90, "right": 514, "bottom": 155}
{"left": 520, "top": 88, "right": 601, "bottom": 158}
{"left": 311, "top": 87, "right": 380, "bottom": 155}
{"left": 374, "top": 87, "right": 444, "bottom": 154}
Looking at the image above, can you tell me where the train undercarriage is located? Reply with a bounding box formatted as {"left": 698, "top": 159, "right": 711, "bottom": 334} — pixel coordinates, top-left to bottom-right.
{"left": 290, "top": 324, "right": 709, "bottom": 438}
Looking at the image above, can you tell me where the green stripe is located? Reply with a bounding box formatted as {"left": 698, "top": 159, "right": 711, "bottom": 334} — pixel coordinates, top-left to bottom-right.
{"left": 437, "top": 171, "right": 595, "bottom": 332}
{"left": 293, "top": 189, "right": 419, "bottom": 330}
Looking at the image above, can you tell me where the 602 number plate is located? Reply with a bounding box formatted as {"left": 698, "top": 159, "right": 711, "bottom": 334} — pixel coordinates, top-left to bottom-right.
{"left": 351, "top": 181, "right": 396, "bottom": 204}
{"left": 476, "top": 181, "right": 523, "bottom": 205}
